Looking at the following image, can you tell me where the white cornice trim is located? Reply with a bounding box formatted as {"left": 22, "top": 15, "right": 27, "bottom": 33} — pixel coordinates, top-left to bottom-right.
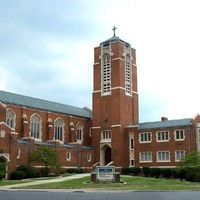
{"left": 93, "top": 90, "right": 101, "bottom": 93}
{"left": 111, "top": 124, "right": 121, "bottom": 128}
{"left": 111, "top": 86, "right": 125, "bottom": 90}
{"left": 0, "top": 122, "right": 12, "bottom": 130}
{"left": 112, "top": 57, "right": 124, "bottom": 61}
{"left": 92, "top": 127, "right": 101, "bottom": 129}
{"left": 0, "top": 101, "right": 7, "bottom": 108}
{"left": 11, "top": 131, "right": 18, "bottom": 135}
{"left": 93, "top": 88, "right": 138, "bottom": 94}
{"left": 150, "top": 166, "right": 176, "bottom": 168}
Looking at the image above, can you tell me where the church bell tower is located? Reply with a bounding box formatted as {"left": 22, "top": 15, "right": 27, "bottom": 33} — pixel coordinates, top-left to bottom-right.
{"left": 92, "top": 27, "right": 138, "bottom": 167}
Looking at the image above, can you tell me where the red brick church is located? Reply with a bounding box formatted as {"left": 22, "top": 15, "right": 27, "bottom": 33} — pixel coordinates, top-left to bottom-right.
{"left": 1, "top": 30, "right": 200, "bottom": 178}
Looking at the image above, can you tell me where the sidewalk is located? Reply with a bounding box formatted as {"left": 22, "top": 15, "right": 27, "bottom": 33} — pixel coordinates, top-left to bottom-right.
{"left": 0, "top": 173, "right": 90, "bottom": 190}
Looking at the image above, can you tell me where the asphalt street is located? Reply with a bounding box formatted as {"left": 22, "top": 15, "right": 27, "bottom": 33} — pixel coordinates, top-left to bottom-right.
{"left": 0, "top": 191, "right": 200, "bottom": 200}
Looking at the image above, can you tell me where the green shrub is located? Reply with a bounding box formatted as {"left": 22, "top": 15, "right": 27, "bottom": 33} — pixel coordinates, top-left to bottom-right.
{"left": 161, "top": 168, "right": 172, "bottom": 179}
{"left": 176, "top": 168, "right": 186, "bottom": 180}
{"left": 142, "top": 167, "right": 150, "bottom": 177}
{"left": 76, "top": 168, "right": 84, "bottom": 174}
{"left": 130, "top": 167, "right": 141, "bottom": 176}
{"left": 16, "top": 165, "right": 37, "bottom": 178}
{"left": 66, "top": 168, "right": 83, "bottom": 174}
{"left": 10, "top": 170, "right": 25, "bottom": 180}
{"left": 173, "top": 166, "right": 200, "bottom": 182}
{"left": 39, "top": 168, "right": 50, "bottom": 177}
{"left": 171, "top": 168, "right": 179, "bottom": 179}
{"left": 184, "top": 167, "right": 200, "bottom": 182}
{"left": 150, "top": 168, "right": 161, "bottom": 178}
{"left": 66, "top": 168, "right": 78, "bottom": 174}
{"left": 121, "top": 167, "right": 130, "bottom": 175}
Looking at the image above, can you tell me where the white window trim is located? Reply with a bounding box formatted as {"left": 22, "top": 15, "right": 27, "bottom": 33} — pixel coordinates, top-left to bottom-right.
{"left": 29, "top": 113, "right": 42, "bottom": 141}
{"left": 101, "top": 52, "right": 112, "bottom": 96}
{"left": 139, "top": 132, "right": 152, "bottom": 143}
{"left": 17, "top": 148, "right": 21, "bottom": 159}
{"left": 175, "top": 150, "right": 185, "bottom": 162}
{"left": 139, "top": 152, "right": 152, "bottom": 163}
{"left": 6, "top": 108, "right": 16, "bottom": 131}
{"left": 174, "top": 129, "right": 185, "bottom": 141}
{"left": 87, "top": 153, "right": 92, "bottom": 162}
{"left": 130, "top": 137, "right": 134, "bottom": 150}
{"left": 66, "top": 152, "right": 71, "bottom": 161}
{"left": 130, "top": 159, "right": 135, "bottom": 167}
{"left": 156, "top": 151, "right": 171, "bottom": 162}
{"left": 101, "top": 130, "right": 111, "bottom": 142}
{"left": 156, "top": 130, "right": 170, "bottom": 142}
{"left": 54, "top": 118, "right": 65, "bottom": 143}
{"left": 125, "top": 54, "right": 132, "bottom": 96}
{"left": 76, "top": 122, "right": 84, "bottom": 144}
{"left": 89, "top": 127, "right": 92, "bottom": 137}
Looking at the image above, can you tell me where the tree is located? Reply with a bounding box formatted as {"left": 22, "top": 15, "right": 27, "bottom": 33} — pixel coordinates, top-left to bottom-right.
{"left": 178, "top": 152, "right": 200, "bottom": 182}
{"left": 178, "top": 152, "right": 200, "bottom": 168}
{"left": 29, "top": 146, "right": 60, "bottom": 176}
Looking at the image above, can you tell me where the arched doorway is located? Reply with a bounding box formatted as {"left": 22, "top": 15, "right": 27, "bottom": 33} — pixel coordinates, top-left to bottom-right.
{"left": 100, "top": 144, "right": 112, "bottom": 166}
{"left": 104, "top": 146, "right": 112, "bottom": 165}
{"left": 0, "top": 157, "right": 7, "bottom": 180}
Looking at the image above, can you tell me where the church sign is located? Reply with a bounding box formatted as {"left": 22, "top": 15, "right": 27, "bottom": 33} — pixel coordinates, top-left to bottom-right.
{"left": 96, "top": 166, "right": 115, "bottom": 182}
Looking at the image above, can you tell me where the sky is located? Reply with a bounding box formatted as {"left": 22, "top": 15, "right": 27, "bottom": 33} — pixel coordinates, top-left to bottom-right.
{"left": 0, "top": 0, "right": 200, "bottom": 123}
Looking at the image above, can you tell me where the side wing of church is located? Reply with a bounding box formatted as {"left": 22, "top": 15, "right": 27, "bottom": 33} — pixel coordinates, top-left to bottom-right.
{"left": 1, "top": 32, "right": 200, "bottom": 178}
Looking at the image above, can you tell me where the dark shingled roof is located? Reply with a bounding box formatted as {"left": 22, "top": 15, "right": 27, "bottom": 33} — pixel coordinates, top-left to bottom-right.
{"left": 35, "top": 141, "right": 94, "bottom": 150}
{"left": 139, "top": 118, "right": 193, "bottom": 130}
{"left": 0, "top": 90, "right": 91, "bottom": 119}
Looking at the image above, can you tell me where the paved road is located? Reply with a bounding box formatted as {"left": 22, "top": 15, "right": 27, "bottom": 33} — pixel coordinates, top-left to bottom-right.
{"left": 0, "top": 191, "right": 200, "bottom": 200}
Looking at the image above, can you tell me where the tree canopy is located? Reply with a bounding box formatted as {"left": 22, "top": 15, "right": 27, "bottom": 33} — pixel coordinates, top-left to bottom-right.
{"left": 178, "top": 152, "right": 200, "bottom": 168}
{"left": 29, "top": 146, "right": 60, "bottom": 176}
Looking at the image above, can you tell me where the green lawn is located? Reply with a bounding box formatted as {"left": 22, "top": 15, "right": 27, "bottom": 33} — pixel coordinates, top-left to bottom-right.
{"left": 0, "top": 174, "right": 72, "bottom": 187}
{"left": 0, "top": 180, "right": 29, "bottom": 187}
{"left": 19, "top": 176, "right": 200, "bottom": 191}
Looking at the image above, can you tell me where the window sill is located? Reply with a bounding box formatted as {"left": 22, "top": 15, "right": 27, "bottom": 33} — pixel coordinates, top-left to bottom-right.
{"left": 139, "top": 161, "right": 152, "bottom": 163}
{"left": 174, "top": 139, "right": 185, "bottom": 141}
{"left": 139, "top": 141, "right": 152, "bottom": 144}
{"left": 100, "top": 139, "right": 111, "bottom": 143}
{"left": 156, "top": 140, "right": 170, "bottom": 143}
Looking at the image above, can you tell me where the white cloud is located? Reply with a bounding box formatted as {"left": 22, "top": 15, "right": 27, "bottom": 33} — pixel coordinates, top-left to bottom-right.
{"left": 1, "top": 0, "right": 200, "bottom": 121}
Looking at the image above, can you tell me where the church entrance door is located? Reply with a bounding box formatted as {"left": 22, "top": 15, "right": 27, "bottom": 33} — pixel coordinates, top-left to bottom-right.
{"left": 104, "top": 146, "right": 112, "bottom": 165}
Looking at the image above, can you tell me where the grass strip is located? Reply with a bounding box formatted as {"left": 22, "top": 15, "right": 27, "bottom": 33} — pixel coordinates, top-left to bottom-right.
{"left": 18, "top": 176, "right": 200, "bottom": 191}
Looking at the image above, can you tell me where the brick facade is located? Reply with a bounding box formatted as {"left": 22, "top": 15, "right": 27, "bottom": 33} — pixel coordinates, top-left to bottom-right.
{"left": 0, "top": 34, "right": 200, "bottom": 178}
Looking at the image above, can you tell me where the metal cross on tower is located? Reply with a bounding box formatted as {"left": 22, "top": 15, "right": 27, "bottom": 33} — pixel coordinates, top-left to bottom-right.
{"left": 112, "top": 26, "right": 117, "bottom": 37}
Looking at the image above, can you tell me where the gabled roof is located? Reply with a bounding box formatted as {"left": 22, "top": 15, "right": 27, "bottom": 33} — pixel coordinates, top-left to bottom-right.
{"left": 0, "top": 90, "right": 91, "bottom": 119}
{"left": 139, "top": 118, "right": 193, "bottom": 130}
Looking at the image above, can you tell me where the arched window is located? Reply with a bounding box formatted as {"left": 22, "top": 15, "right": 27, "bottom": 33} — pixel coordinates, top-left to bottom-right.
{"left": 6, "top": 109, "right": 15, "bottom": 129}
{"left": 30, "top": 114, "right": 41, "bottom": 139}
{"left": 125, "top": 54, "right": 131, "bottom": 95}
{"left": 54, "top": 118, "right": 64, "bottom": 141}
{"left": 76, "top": 123, "right": 83, "bottom": 143}
{"left": 102, "top": 53, "right": 111, "bottom": 95}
